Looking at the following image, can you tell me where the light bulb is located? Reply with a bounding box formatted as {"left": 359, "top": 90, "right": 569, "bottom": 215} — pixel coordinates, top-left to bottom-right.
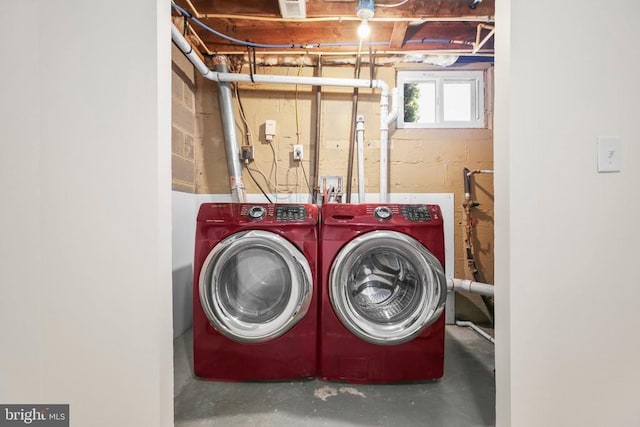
{"left": 358, "top": 20, "right": 370, "bottom": 38}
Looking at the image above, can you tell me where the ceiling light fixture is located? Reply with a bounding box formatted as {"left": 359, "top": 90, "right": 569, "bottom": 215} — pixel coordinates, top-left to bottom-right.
{"left": 356, "top": 0, "right": 375, "bottom": 39}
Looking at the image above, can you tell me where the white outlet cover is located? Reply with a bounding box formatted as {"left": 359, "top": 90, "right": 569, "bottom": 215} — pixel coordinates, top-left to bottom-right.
{"left": 597, "top": 136, "right": 621, "bottom": 173}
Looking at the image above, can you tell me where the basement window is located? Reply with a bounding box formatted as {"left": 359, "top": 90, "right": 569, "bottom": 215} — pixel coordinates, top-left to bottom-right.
{"left": 397, "top": 70, "right": 485, "bottom": 129}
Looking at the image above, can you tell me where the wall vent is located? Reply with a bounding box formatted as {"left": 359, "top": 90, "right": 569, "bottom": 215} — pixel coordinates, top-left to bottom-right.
{"left": 278, "top": 0, "right": 307, "bottom": 19}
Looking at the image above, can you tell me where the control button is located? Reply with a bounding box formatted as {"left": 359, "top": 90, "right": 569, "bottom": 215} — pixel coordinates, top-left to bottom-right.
{"left": 374, "top": 206, "right": 393, "bottom": 220}
{"left": 247, "top": 206, "right": 266, "bottom": 220}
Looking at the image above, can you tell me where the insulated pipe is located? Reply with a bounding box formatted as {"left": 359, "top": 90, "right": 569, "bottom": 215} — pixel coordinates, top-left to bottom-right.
{"left": 380, "top": 88, "right": 400, "bottom": 203}
{"left": 356, "top": 115, "right": 366, "bottom": 202}
{"left": 213, "top": 58, "right": 246, "bottom": 202}
{"left": 447, "top": 277, "right": 494, "bottom": 297}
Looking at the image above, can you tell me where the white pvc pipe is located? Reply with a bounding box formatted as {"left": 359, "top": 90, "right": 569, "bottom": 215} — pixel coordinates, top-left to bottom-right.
{"left": 380, "top": 88, "right": 400, "bottom": 203}
{"left": 171, "top": 24, "right": 395, "bottom": 201}
{"left": 456, "top": 321, "right": 495, "bottom": 344}
{"left": 172, "top": 25, "right": 389, "bottom": 92}
{"left": 171, "top": 25, "right": 213, "bottom": 78}
{"left": 356, "top": 115, "right": 366, "bottom": 203}
{"left": 447, "top": 277, "right": 494, "bottom": 297}
{"left": 385, "top": 87, "right": 401, "bottom": 127}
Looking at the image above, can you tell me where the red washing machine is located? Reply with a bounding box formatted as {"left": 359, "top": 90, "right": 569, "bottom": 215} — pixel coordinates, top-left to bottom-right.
{"left": 193, "top": 203, "right": 318, "bottom": 381}
{"left": 319, "top": 203, "right": 447, "bottom": 383}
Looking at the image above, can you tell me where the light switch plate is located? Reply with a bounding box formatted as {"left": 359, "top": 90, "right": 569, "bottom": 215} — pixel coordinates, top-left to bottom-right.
{"left": 597, "top": 137, "right": 621, "bottom": 173}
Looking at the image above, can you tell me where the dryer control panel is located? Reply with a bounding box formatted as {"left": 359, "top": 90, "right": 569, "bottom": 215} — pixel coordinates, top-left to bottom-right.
{"left": 400, "top": 205, "right": 432, "bottom": 222}
{"left": 276, "top": 205, "right": 307, "bottom": 221}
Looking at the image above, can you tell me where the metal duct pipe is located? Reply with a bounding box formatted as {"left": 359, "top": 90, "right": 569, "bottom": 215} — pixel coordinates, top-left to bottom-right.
{"left": 214, "top": 58, "right": 246, "bottom": 202}
{"left": 447, "top": 277, "right": 494, "bottom": 297}
{"left": 356, "top": 115, "right": 366, "bottom": 202}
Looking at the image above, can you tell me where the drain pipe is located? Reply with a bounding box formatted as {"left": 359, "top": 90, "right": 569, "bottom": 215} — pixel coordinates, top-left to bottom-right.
{"left": 449, "top": 278, "right": 496, "bottom": 345}
{"left": 171, "top": 24, "right": 212, "bottom": 79}
{"left": 214, "top": 56, "right": 246, "bottom": 202}
{"left": 380, "top": 87, "right": 400, "bottom": 203}
{"left": 171, "top": 25, "right": 245, "bottom": 201}
{"left": 356, "top": 115, "right": 366, "bottom": 202}
{"left": 171, "top": 23, "right": 392, "bottom": 200}
{"left": 447, "top": 277, "right": 494, "bottom": 297}
{"left": 456, "top": 321, "right": 495, "bottom": 344}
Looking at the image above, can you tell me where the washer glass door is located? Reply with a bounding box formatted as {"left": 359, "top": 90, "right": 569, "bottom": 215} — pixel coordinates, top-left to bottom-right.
{"left": 200, "top": 230, "right": 312, "bottom": 343}
{"left": 330, "top": 230, "right": 446, "bottom": 345}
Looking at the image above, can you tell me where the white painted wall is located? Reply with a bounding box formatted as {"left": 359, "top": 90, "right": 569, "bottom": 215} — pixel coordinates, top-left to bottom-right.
{"left": 172, "top": 191, "right": 198, "bottom": 337}
{"left": 0, "top": 1, "right": 173, "bottom": 426}
{"left": 495, "top": 1, "right": 640, "bottom": 425}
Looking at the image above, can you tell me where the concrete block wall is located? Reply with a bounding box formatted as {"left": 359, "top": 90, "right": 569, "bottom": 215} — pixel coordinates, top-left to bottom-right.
{"left": 192, "top": 64, "right": 495, "bottom": 323}
{"left": 172, "top": 45, "right": 196, "bottom": 193}
{"left": 194, "top": 73, "right": 229, "bottom": 194}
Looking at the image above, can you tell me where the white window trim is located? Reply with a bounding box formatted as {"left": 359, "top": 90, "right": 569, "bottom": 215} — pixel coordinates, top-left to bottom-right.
{"left": 397, "top": 70, "right": 485, "bottom": 129}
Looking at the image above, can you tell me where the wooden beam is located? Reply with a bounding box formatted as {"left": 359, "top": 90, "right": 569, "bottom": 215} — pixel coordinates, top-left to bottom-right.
{"left": 389, "top": 22, "right": 409, "bottom": 49}
{"left": 181, "top": 0, "right": 494, "bottom": 19}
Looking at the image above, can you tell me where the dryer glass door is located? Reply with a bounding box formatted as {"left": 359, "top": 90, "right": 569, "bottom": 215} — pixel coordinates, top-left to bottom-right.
{"left": 330, "top": 230, "right": 446, "bottom": 345}
{"left": 199, "top": 230, "right": 312, "bottom": 343}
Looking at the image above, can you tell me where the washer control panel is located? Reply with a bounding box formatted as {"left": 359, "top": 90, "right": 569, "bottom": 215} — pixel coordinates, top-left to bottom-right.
{"left": 276, "top": 205, "right": 307, "bottom": 221}
{"left": 400, "top": 205, "right": 432, "bottom": 222}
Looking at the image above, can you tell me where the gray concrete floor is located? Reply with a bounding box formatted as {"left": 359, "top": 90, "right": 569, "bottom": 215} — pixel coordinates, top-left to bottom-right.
{"left": 174, "top": 326, "right": 495, "bottom": 426}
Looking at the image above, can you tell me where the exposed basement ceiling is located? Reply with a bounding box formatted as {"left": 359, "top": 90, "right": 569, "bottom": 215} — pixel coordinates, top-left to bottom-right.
{"left": 172, "top": 0, "right": 495, "bottom": 61}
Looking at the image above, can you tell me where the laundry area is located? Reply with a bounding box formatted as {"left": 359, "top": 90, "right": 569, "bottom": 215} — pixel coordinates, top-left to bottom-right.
{"left": 171, "top": 1, "right": 496, "bottom": 425}
{"left": 4, "top": 1, "right": 640, "bottom": 426}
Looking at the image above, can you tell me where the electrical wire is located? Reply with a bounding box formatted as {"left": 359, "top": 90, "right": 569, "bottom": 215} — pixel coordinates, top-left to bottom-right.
{"left": 232, "top": 71, "right": 297, "bottom": 200}
{"left": 234, "top": 83, "right": 252, "bottom": 145}
{"left": 245, "top": 165, "right": 273, "bottom": 203}
{"left": 300, "top": 161, "right": 312, "bottom": 193}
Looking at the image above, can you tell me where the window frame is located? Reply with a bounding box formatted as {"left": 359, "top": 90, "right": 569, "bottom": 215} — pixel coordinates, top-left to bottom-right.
{"left": 396, "top": 70, "right": 486, "bottom": 129}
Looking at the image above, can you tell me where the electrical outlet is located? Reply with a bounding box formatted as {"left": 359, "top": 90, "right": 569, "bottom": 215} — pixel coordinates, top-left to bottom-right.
{"left": 293, "top": 144, "right": 303, "bottom": 161}
{"left": 240, "top": 145, "right": 254, "bottom": 161}
{"left": 265, "top": 120, "right": 276, "bottom": 141}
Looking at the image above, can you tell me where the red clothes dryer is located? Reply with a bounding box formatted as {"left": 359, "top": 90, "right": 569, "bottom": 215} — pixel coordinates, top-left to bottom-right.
{"left": 193, "top": 203, "right": 318, "bottom": 381}
{"left": 319, "top": 203, "right": 447, "bottom": 383}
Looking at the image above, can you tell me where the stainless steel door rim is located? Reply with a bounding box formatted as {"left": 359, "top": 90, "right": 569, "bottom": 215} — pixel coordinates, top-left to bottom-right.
{"left": 199, "top": 230, "right": 312, "bottom": 343}
{"left": 330, "top": 230, "right": 446, "bottom": 345}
